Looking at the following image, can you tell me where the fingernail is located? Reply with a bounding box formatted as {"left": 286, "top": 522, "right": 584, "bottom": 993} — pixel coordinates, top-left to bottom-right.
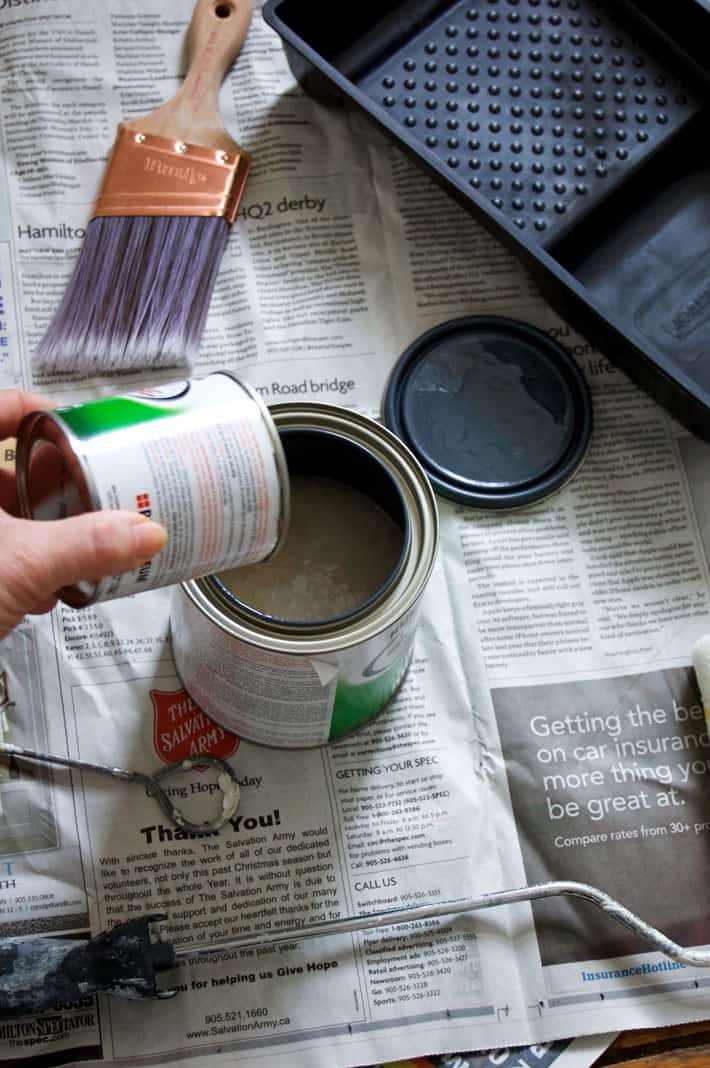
{"left": 133, "top": 518, "right": 168, "bottom": 557}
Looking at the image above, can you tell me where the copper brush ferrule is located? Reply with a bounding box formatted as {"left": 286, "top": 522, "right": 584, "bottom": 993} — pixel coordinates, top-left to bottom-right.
{"left": 93, "top": 125, "right": 250, "bottom": 223}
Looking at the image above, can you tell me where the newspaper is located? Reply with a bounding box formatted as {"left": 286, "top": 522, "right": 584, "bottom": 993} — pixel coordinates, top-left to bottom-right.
{"left": 372, "top": 1038, "right": 619, "bottom": 1068}
{"left": 0, "top": 0, "right": 707, "bottom": 1064}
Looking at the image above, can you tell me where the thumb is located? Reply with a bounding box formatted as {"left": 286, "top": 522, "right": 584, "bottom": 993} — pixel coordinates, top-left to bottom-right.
{"left": 0, "top": 511, "right": 167, "bottom": 630}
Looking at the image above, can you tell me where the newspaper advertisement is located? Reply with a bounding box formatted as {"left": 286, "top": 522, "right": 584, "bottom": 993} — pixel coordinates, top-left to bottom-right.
{"left": 0, "top": 0, "right": 707, "bottom": 1064}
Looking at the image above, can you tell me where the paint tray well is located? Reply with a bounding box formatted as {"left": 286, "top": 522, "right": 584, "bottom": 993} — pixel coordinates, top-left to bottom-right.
{"left": 264, "top": 0, "right": 710, "bottom": 438}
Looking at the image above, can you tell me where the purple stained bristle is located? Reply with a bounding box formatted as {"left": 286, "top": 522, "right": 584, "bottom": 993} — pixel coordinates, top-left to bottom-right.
{"left": 33, "top": 215, "right": 229, "bottom": 374}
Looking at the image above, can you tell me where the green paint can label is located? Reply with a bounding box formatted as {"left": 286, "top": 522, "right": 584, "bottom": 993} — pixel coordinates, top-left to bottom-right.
{"left": 16, "top": 373, "right": 289, "bottom": 607}
{"left": 172, "top": 589, "right": 418, "bottom": 747}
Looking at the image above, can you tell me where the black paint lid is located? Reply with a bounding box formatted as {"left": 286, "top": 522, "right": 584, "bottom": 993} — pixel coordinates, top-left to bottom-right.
{"left": 384, "top": 316, "right": 592, "bottom": 510}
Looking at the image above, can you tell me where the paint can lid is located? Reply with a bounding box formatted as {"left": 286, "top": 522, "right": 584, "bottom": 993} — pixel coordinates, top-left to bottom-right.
{"left": 383, "top": 316, "right": 592, "bottom": 510}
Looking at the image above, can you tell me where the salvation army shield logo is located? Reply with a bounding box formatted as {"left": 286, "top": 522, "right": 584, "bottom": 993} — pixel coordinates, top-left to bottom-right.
{"left": 150, "top": 688, "right": 238, "bottom": 770}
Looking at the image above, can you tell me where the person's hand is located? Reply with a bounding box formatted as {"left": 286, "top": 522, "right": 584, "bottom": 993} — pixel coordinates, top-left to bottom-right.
{"left": 0, "top": 389, "right": 167, "bottom": 638}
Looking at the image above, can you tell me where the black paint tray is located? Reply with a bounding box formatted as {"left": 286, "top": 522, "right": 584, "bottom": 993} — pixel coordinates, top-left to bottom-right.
{"left": 262, "top": 0, "right": 710, "bottom": 438}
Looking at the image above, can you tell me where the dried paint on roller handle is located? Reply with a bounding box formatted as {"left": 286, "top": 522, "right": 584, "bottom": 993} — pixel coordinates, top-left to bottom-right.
{"left": 15, "top": 373, "right": 289, "bottom": 607}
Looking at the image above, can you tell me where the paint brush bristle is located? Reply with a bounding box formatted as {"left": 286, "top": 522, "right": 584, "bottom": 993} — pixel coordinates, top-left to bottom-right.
{"left": 34, "top": 215, "right": 229, "bottom": 374}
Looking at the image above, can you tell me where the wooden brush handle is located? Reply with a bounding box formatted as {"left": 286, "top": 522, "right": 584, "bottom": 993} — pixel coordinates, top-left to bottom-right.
{"left": 182, "top": 0, "right": 253, "bottom": 114}
{"left": 126, "top": 0, "right": 253, "bottom": 152}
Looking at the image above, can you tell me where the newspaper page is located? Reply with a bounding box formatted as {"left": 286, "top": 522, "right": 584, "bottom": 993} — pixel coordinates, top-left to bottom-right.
{"left": 0, "top": 0, "right": 705, "bottom": 1065}
{"left": 377, "top": 1036, "right": 619, "bottom": 1068}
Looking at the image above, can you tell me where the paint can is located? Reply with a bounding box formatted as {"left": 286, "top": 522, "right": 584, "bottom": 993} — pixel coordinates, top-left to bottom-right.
{"left": 171, "top": 403, "right": 439, "bottom": 748}
{"left": 16, "top": 373, "right": 289, "bottom": 607}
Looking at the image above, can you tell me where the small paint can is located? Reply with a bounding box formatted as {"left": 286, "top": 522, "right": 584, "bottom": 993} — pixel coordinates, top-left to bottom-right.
{"left": 171, "top": 403, "right": 439, "bottom": 748}
{"left": 16, "top": 373, "right": 289, "bottom": 607}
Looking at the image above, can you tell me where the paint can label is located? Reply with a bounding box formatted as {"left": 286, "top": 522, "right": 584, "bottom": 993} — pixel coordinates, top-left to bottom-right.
{"left": 52, "top": 374, "right": 286, "bottom": 601}
{"left": 171, "top": 586, "right": 418, "bottom": 747}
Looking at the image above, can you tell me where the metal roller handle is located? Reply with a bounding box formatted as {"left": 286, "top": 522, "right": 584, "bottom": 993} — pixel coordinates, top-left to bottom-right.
{"left": 176, "top": 879, "right": 710, "bottom": 968}
{"left": 0, "top": 880, "right": 708, "bottom": 1017}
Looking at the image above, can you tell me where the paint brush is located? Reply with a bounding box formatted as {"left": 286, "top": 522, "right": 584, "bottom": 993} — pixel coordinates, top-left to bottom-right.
{"left": 34, "top": 0, "right": 252, "bottom": 376}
